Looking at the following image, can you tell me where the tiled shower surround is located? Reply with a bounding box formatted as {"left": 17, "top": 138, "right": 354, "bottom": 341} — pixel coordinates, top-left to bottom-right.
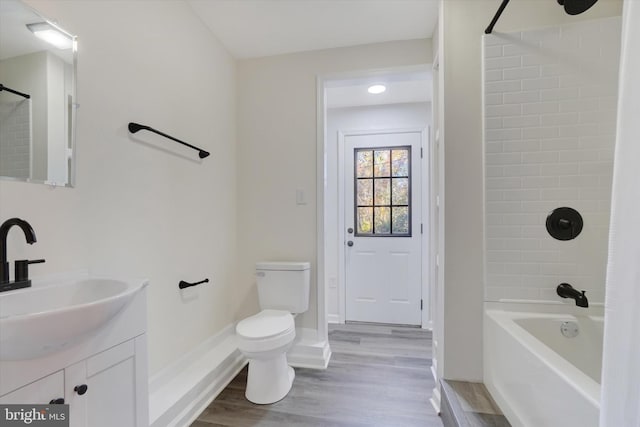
{"left": 483, "top": 17, "right": 621, "bottom": 303}
{"left": 0, "top": 99, "right": 31, "bottom": 179}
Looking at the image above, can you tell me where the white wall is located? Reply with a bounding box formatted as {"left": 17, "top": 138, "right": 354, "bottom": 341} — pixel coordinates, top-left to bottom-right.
{"left": 236, "top": 40, "right": 432, "bottom": 334}
{"left": 325, "top": 102, "right": 432, "bottom": 321}
{"left": 440, "top": 0, "right": 622, "bottom": 381}
{"left": 0, "top": 0, "right": 237, "bottom": 376}
{"left": 484, "top": 18, "right": 621, "bottom": 304}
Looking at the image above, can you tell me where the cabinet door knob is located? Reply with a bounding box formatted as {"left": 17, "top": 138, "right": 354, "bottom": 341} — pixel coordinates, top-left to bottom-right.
{"left": 49, "top": 398, "right": 65, "bottom": 404}
{"left": 74, "top": 384, "right": 88, "bottom": 395}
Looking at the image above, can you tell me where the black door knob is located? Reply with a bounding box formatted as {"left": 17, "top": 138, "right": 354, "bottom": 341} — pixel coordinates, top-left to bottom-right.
{"left": 74, "top": 384, "right": 88, "bottom": 395}
{"left": 347, "top": 241, "right": 354, "bottom": 247}
{"left": 49, "top": 398, "right": 65, "bottom": 404}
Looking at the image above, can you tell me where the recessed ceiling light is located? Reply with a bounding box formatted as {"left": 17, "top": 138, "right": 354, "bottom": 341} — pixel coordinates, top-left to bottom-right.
{"left": 26, "top": 22, "right": 73, "bottom": 50}
{"left": 367, "top": 84, "right": 386, "bottom": 94}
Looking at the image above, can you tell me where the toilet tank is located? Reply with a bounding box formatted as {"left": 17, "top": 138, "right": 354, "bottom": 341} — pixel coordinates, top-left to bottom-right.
{"left": 256, "top": 262, "right": 310, "bottom": 313}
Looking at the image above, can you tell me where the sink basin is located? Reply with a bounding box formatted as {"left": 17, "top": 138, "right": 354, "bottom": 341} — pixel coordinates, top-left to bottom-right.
{"left": 0, "top": 277, "right": 147, "bottom": 360}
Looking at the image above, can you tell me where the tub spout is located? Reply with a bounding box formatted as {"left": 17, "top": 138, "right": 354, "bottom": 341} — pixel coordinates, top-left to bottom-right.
{"left": 557, "top": 283, "right": 588, "bottom": 308}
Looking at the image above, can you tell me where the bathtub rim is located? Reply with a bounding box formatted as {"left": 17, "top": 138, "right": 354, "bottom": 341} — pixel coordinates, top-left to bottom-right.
{"left": 484, "top": 302, "right": 602, "bottom": 410}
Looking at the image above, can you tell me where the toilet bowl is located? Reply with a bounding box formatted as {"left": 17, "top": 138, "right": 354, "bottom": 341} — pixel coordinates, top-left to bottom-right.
{"left": 235, "top": 261, "right": 310, "bottom": 404}
{"left": 236, "top": 309, "right": 296, "bottom": 404}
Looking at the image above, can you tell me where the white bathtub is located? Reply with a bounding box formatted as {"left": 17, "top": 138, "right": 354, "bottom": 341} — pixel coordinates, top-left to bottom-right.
{"left": 484, "top": 302, "right": 603, "bottom": 427}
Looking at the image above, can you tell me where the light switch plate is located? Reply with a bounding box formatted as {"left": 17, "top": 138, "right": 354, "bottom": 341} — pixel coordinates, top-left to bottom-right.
{"left": 296, "top": 189, "right": 307, "bottom": 205}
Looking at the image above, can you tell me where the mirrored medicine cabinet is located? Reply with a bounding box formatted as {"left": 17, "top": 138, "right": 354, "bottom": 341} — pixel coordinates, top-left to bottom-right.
{"left": 0, "top": 0, "right": 77, "bottom": 187}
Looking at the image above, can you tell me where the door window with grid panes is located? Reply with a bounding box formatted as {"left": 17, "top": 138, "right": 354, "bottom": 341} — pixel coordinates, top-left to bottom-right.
{"left": 354, "top": 146, "right": 411, "bottom": 237}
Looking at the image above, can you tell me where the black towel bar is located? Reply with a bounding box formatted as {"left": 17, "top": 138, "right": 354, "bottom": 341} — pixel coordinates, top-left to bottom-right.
{"left": 0, "top": 83, "right": 30, "bottom": 99}
{"left": 179, "top": 278, "right": 209, "bottom": 289}
{"left": 128, "top": 122, "right": 210, "bottom": 159}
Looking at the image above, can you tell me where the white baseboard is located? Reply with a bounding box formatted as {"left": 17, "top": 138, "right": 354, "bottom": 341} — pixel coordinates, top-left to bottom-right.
{"left": 287, "top": 327, "right": 332, "bottom": 369}
{"left": 149, "top": 325, "right": 247, "bottom": 427}
{"left": 430, "top": 364, "right": 441, "bottom": 413}
{"left": 430, "top": 364, "right": 438, "bottom": 382}
{"left": 430, "top": 385, "right": 441, "bottom": 414}
{"left": 148, "top": 325, "right": 331, "bottom": 427}
{"left": 327, "top": 313, "right": 341, "bottom": 324}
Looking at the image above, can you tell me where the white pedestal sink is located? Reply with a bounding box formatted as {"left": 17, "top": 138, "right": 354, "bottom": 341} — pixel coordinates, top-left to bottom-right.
{"left": 0, "top": 276, "right": 147, "bottom": 360}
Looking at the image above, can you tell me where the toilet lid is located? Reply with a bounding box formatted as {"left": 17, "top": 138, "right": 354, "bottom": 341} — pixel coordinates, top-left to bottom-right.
{"left": 236, "top": 310, "right": 294, "bottom": 340}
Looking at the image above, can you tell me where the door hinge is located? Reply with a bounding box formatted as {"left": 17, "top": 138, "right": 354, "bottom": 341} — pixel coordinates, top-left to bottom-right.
{"left": 420, "top": 147, "right": 424, "bottom": 158}
{"left": 421, "top": 299, "right": 423, "bottom": 310}
{"left": 421, "top": 223, "right": 424, "bottom": 234}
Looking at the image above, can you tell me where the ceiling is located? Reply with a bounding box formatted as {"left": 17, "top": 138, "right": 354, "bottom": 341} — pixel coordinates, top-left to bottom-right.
{"left": 326, "top": 70, "right": 432, "bottom": 109}
{"left": 187, "top": 0, "right": 439, "bottom": 59}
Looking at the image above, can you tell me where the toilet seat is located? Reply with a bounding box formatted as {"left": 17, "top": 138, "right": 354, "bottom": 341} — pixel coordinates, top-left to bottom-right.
{"left": 236, "top": 310, "right": 295, "bottom": 353}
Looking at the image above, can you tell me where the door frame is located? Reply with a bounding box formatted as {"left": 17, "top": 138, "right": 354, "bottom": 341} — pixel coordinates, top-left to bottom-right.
{"left": 316, "top": 65, "right": 435, "bottom": 339}
{"left": 338, "top": 128, "right": 429, "bottom": 326}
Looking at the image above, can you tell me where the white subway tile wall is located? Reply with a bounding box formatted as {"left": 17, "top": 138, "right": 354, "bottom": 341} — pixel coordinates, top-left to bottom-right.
{"left": 483, "top": 17, "right": 622, "bottom": 303}
{"left": 0, "top": 99, "right": 31, "bottom": 179}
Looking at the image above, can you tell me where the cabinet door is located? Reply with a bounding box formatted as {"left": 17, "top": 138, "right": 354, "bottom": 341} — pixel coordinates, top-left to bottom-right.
{"left": 86, "top": 356, "right": 136, "bottom": 427}
{"left": 0, "top": 370, "right": 64, "bottom": 404}
{"left": 65, "top": 361, "right": 87, "bottom": 427}
{"left": 65, "top": 339, "right": 137, "bottom": 427}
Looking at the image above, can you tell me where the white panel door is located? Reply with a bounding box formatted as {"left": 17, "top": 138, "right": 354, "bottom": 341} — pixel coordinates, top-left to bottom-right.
{"left": 344, "top": 130, "right": 422, "bottom": 325}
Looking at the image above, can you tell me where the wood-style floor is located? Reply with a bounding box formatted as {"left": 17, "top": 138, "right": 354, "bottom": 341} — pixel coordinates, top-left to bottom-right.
{"left": 192, "top": 323, "right": 443, "bottom": 427}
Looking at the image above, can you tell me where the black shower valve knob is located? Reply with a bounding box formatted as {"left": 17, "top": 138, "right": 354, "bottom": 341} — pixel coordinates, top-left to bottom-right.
{"left": 546, "top": 207, "right": 583, "bottom": 241}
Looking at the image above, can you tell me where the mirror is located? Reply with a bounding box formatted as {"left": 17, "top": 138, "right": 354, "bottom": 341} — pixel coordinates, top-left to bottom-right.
{"left": 0, "top": 0, "right": 77, "bottom": 187}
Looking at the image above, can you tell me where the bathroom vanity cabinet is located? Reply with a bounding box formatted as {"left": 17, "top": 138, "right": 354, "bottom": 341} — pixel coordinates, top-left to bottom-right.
{"left": 0, "top": 279, "right": 149, "bottom": 427}
{"left": 0, "top": 337, "right": 146, "bottom": 427}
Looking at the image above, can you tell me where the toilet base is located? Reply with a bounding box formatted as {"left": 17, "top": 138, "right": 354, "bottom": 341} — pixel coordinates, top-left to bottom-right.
{"left": 245, "top": 353, "right": 295, "bottom": 404}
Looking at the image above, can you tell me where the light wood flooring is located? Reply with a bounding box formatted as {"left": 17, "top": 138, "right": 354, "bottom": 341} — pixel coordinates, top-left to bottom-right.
{"left": 441, "top": 380, "right": 511, "bottom": 427}
{"left": 192, "top": 322, "right": 443, "bottom": 427}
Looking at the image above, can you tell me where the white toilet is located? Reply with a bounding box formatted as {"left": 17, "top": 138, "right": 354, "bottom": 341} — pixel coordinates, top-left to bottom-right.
{"left": 235, "top": 261, "right": 310, "bottom": 404}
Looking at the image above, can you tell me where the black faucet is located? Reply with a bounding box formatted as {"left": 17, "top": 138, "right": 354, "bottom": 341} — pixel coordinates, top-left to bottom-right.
{"left": 0, "top": 218, "right": 45, "bottom": 292}
{"left": 557, "top": 283, "right": 588, "bottom": 308}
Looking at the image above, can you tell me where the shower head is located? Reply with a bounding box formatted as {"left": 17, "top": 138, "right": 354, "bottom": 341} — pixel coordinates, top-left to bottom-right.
{"left": 557, "top": 0, "right": 599, "bottom": 15}
{"left": 486, "top": 0, "right": 600, "bottom": 34}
